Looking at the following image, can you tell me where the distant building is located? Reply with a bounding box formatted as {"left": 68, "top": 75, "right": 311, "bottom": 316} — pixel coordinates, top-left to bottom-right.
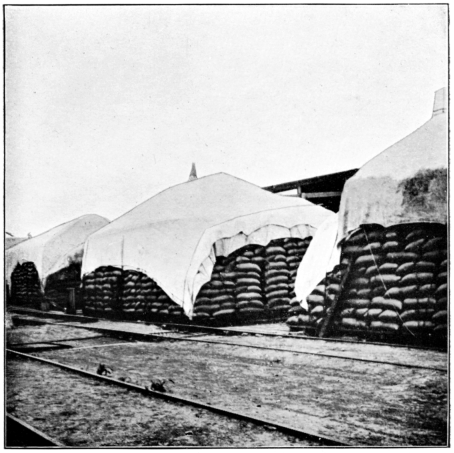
{"left": 262, "top": 168, "right": 358, "bottom": 212}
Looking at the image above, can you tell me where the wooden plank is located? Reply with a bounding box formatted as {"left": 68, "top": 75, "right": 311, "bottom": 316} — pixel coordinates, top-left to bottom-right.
{"left": 281, "top": 191, "right": 341, "bottom": 198}
{"left": 306, "top": 191, "right": 342, "bottom": 199}
{"left": 67, "top": 288, "right": 76, "bottom": 314}
{"left": 318, "top": 262, "right": 352, "bottom": 338}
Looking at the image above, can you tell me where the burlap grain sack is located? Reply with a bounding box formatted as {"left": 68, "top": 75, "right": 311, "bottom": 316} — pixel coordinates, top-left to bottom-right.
{"left": 307, "top": 294, "right": 325, "bottom": 305}
{"left": 371, "top": 297, "right": 402, "bottom": 311}
{"left": 401, "top": 309, "right": 434, "bottom": 322}
{"left": 383, "top": 241, "right": 403, "bottom": 253}
{"left": 403, "top": 320, "right": 434, "bottom": 332}
{"left": 366, "top": 308, "right": 383, "bottom": 319}
{"left": 432, "top": 310, "right": 447, "bottom": 323}
{"left": 237, "top": 300, "right": 264, "bottom": 310}
{"left": 355, "top": 308, "right": 369, "bottom": 319}
{"left": 342, "top": 317, "right": 359, "bottom": 328}
{"left": 370, "top": 321, "right": 400, "bottom": 332}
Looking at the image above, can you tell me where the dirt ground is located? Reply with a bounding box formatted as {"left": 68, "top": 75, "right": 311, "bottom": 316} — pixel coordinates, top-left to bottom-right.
{"left": 6, "top": 319, "right": 448, "bottom": 446}
{"left": 7, "top": 358, "right": 315, "bottom": 447}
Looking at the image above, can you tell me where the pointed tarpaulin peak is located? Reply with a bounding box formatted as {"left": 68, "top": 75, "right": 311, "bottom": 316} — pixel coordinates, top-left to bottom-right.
{"left": 188, "top": 163, "right": 198, "bottom": 181}
{"left": 432, "top": 87, "right": 447, "bottom": 116}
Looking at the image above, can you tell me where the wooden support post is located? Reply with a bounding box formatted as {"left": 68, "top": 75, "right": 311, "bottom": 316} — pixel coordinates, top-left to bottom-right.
{"left": 296, "top": 185, "right": 302, "bottom": 197}
{"left": 318, "top": 262, "right": 352, "bottom": 338}
{"left": 67, "top": 288, "right": 76, "bottom": 314}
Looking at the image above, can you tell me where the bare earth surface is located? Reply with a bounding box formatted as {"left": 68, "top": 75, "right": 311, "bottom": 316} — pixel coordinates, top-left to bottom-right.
{"left": 6, "top": 319, "right": 448, "bottom": 446}
{"left": 7, "top": 359, "right": 313, "bottom": 447}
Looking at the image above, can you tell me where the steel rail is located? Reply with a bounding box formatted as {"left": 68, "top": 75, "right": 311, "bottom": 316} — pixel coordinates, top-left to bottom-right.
{"left": 10, "top": 306, "right": 446, "bottom": 352}
{"left": 12, "top": 316, "right": 446, "bottom": 373}
{"left": 69, "top": 341, "right": 139, "bottom": 350}
{"left": 11, "top": 316, "right": 447, "bottom": 373}
{"left": 7, "top": 349, "right": 348, "bottom": 447}
{"left": 8, "top": 335, "right": 106, "bottom": 347}
{"left": 150, "top": 320, "right": 448, "bottom": 352}
{"left": 139, "top": 335, "right": 448, "bottom": 372}
{"left": 6, "top": 413, "right": 64, "bottom": 447}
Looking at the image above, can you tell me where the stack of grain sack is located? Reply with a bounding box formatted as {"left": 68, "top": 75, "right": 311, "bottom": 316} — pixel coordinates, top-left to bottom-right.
{"left": 6, "top": 214, "right": 110, "bottom": 311}
{"left": 82, "top": 267, "right": 185, "bottom": 321}
{"left": 288, "top": 89, "right": 448, "bottom": 345}
{"left": 192, "top": 237, "right": 312, "bottom": 325}
{"left": 80, "top": 173, "right": 331, "bottom": 325}
{"left": 235, "top": 246, "right": 266, "bottom": 319}
{"left": 10, "top": 262, "right": 44, "bottom": 308}
{"left": 286, "top": 263, "right": 348, "bottom": 331}
{"left": 335, "top": 223, "right": 447, "bottom": 340}
{"left": 288, "top": 223, "right": 447, "bottom": 343}
{"left": 82, "top": 266, "right": 122, "bottom": 317}
{"left": 193, "top": 245, "right": 265, "bottom": 324}
{"left": 82, "top": 235, "right": 314, "bottom": 325}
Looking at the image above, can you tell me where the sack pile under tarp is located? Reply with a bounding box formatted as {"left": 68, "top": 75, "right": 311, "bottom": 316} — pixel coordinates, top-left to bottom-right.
{"left": 81, "top": 235, "right": 313, "bottom": 325}
{"left": 337, "top": 223, "right": 447, "bottom": 339}
{"left": 82, "top": 266, "right": 185, "bottom": 321}
{"left": 10, "top": 262, "right": 44, "bottom": 308}
{"left": 287, "top": 263, "right": 348, "bottom": 331}
{"left": 6, "top": 214, "right": 109, "bottom": 288}
{"left": 193, "top": 237, "right": 312, "bottom": 324}
{"left": 287, "top": 222, "right": 447, "bottom": 343}
{"left": 81, "top": 173, "right": 331, "bottom": 318}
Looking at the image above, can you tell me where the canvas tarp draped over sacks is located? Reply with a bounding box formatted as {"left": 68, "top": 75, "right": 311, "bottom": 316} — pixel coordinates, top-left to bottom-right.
{"left": 81, "top": 173, "right": 332, "bottom": 318}
{"left": 338, "top": 87, "right": 448, "bottom": 244}
{"left": 293, "top": 88, "right": 447, "bottom": 307}
{"left": 5, "top": 236, "right": 27, "bottom": 249}
{"left": 6, "top": 214, "right": 109, "bottom": 286}
{"left": 294, "top": 212, "right": 341, "bottom": 310}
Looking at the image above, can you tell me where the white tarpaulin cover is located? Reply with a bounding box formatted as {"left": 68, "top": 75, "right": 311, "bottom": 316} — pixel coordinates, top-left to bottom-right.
{"left": 294, "top": 88, "right": 447, "bottom": 308}
{"left": 6, "top": 214, "right": 109, "bottom": 286}
{"left": 294, "top": 212, "right": 341, "bottom": 309}
{"left": 5, "top": 236, "right": 27, "bottom": 249}
{"left": 82, "top": 173, "right": 332, "bottom": 318}
{"left": 338, "top": 87, "right": 448, "bottom": 243}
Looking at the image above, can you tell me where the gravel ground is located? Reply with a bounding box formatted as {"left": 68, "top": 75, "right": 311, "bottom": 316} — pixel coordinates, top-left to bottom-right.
{"left": 6, "top": 324, "right": 131, "bottom": 351}
{"left": 7, "top": 320, "right": 448, "bottom": 446}
{"left": 9, "top": 316, "right": 446, "bottom": 369}
{"left": 6, "top": 358, "right": 318, "bottom": 447}
{"left": 190, "top": 334, "right": 447, "bottom": 370}
{"left": 41, "top": 343, "right": 447, "bottom": 445}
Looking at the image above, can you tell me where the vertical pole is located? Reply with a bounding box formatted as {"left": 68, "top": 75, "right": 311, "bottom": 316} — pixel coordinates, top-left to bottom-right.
{"left": 67, "top": 288, "right": 76, "bottom": 314}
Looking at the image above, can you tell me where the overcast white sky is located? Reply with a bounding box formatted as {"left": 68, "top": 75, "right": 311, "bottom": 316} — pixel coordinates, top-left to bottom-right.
{"left": 5, "top": 4, "right": 448, "bottom": 237}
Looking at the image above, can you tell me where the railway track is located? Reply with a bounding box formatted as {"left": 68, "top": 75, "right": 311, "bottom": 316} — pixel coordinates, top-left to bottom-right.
{"left": 10, "top": 306, "right": 447, "bottom": 352}
{"left": 9, "top": 314, "right": 447, "bottom": 372}
{"left": 6, "top": 413, "right": 64, "bottom": 447}
{"left": 7, "top": 312, "right": 448, "bottom": 446}
{"left": 7, "top": 348, "right": 348, "bottom": 447}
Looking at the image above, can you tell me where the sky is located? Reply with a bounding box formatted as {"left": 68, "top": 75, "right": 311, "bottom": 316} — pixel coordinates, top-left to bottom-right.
{"left": 5, "top": 4, "right": 448, "bottom": 237}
